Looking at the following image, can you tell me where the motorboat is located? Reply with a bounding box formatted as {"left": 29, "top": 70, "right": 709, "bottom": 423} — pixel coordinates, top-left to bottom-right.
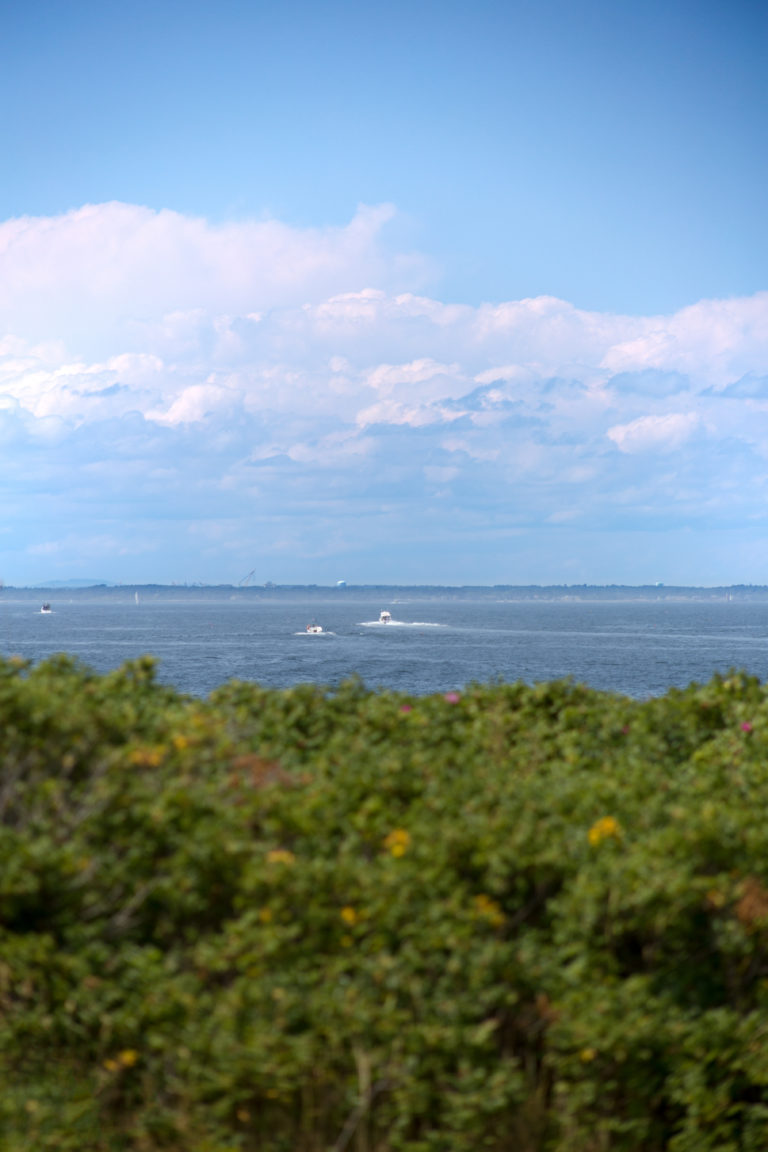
{"left": 379, "top": 610, "right": 391, "bottom": 623}
{"left": 306, "top": 623, "right": 324, "bottom": 633}
{"left": 40, "top": 603, "right": 52, "bottom": 614}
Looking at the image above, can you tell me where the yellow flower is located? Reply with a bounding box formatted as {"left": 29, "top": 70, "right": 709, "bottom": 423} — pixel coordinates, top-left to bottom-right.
{"left": 103, "top": 1059, "right": 118, "bottom": 1072}
{"left": 266, "top": 849, "right": 296, "bottom": 865}
{"left": 340, "top": 905, "right": 358, "bottom": 926}
{"left": 384, "top": 828, "right": 411, "bottom": 857}
{"left": 129, "top": 745, "right": 164, "bottom": 768}
{"left": 579, "top": 1047, "right": 597, "bottom": 1063}
{"left": 473, "top": 893, "right": 504, "bottom": 927}
{"left": 258, "top": 906, "right": 273, "bottom": 923}
{"left": 118, "top": 1049, "right": 138, "bottom": 1067}
{"left": 172, "top": 734, "right": 190, "bottom": 751}
{"left": 588, "top": 816, "right": 622, "bottom": 847}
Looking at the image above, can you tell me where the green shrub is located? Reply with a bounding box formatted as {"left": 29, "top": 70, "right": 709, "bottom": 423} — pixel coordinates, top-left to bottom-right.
{"left": 2, "top": 657, "right": 768, "bottom": 1149}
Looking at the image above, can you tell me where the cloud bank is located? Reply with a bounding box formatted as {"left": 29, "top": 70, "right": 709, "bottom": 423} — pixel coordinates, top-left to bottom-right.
{"left": 2, "top": 202, "right": 768, "bottom": 584}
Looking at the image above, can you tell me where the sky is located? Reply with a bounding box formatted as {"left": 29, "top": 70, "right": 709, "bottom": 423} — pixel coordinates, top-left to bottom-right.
{"left": 1, "top": 0, "right": 767, "bottom": 586}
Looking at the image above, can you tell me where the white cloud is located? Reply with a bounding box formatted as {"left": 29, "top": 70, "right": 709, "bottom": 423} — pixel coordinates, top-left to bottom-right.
{"left": 1, "top": 201, "right": 768, "bottom": 582}
{"left": 356, "top": 399, "right": 466, "bottom": 428}
{"left": 601, "top": 293, "right": 768, "bottom": 385}
{"left": 0, "top": 201, "right": 422, "bottom": 356}
{"left": 607, "top": 412, "right": 700, "bottom": 453}
{"left": 366, "top": 358, "right": 461, "bottom": 394}
{"left": 147, "top": 382, "right": 240, "bottom": 426}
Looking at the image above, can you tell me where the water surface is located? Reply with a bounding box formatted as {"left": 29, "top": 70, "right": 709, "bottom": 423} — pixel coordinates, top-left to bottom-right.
{"left": 3, "top": 597, "right": 767, "bottom": 698}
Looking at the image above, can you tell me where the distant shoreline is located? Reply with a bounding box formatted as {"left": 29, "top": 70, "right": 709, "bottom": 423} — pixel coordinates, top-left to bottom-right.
{"left": 2, "top": 583, "right": 768, "bottom": 603}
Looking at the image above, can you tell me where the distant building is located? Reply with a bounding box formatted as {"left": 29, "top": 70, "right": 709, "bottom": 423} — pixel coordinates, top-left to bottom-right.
{"left": 336, "top": 580, "right": 347, "bottom": 588}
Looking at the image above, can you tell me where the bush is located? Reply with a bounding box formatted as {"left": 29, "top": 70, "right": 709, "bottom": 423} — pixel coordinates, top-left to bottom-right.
{"left": 2, "top": 656, "right": 768, "bottom": 1149}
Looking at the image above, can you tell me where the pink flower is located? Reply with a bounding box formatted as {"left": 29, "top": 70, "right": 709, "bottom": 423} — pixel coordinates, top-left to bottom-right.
{"left": 400, "top": 704, "right": 412, "bottom": 713}
{"left": 741, "top": 721, "right": 754, "bottom": 733}
{"left": 444, "top": 692, "right": 460, "bottom": 704}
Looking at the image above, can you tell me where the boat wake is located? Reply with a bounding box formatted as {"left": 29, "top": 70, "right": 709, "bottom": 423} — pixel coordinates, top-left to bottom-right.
{"left": 359, "top": 620, "right": 443, "bottom": 628}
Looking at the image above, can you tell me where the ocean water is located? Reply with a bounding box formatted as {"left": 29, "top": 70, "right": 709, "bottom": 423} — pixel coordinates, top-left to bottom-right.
{"left": 3, "top": 597, "right": 768, "bottom": 699}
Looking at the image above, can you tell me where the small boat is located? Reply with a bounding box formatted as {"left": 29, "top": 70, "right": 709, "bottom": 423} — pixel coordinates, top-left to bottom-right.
{"left": 40, "top": 603, "right": 52, "bottom": 614}
{"left": 379, "top": 610, "right": 391, "bottom": 624}
{"left": 306, "top": 623, "right": 324, "bottom": 633}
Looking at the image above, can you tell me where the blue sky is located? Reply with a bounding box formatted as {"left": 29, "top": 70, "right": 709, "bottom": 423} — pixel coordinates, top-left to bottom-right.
{"left": 1, "top": 0, "right": 767, "bottom": 585}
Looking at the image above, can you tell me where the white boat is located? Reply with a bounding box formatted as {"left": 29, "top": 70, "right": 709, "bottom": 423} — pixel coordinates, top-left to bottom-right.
{"left": 379, "top": 610, "right": 391, "bottom": 623}
{"left": 40, "top": 603, "right": 52, "bottom": 614}
{"left": 306, "top": 623, "right": 324, "bottom": 633}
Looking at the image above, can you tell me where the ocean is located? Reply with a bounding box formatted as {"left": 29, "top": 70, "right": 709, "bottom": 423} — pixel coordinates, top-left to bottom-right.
{"left": 3, "top": 595, "right": 768, "bottom": 698}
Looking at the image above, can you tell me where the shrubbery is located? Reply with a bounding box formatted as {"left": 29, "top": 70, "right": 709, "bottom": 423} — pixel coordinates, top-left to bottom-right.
{"left": 2, "top": 654, "right": 768, "bottom": 1150}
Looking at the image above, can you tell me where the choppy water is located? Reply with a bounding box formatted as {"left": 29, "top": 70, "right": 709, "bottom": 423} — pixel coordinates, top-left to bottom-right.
{"left": 3, "top": 597, "right": 768, "bottom": 698}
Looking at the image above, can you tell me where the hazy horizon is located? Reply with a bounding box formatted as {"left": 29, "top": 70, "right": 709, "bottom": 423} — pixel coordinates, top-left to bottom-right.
{"left": 6, "top": 579, "right": 768, "bottom": 596}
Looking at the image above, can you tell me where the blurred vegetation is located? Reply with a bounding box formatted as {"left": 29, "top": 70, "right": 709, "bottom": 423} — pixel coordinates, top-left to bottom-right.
{"left": 2, "top": 654, "right": 768, "bottom": 1150}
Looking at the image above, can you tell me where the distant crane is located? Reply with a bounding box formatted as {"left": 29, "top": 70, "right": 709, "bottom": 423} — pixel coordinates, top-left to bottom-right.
{"left": 239, "top": 569, "right": 257, "bottom": 587}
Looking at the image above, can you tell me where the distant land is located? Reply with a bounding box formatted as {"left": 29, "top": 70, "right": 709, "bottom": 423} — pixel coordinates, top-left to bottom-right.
{"left": 3, "top": 583, "right": 768, "bottom": 602}
{"left": 25, "top": 578, "right": 113, "bottom": 588}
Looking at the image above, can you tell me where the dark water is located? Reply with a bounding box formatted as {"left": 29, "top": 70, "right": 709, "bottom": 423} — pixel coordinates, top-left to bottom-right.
{"left": 3, "top": 597, "right": 768, "bottom": 698}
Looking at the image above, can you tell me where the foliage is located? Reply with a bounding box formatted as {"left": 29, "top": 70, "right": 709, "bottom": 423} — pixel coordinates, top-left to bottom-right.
{"left": 2, "top": 655, "right": 768, "bottom": 1149}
